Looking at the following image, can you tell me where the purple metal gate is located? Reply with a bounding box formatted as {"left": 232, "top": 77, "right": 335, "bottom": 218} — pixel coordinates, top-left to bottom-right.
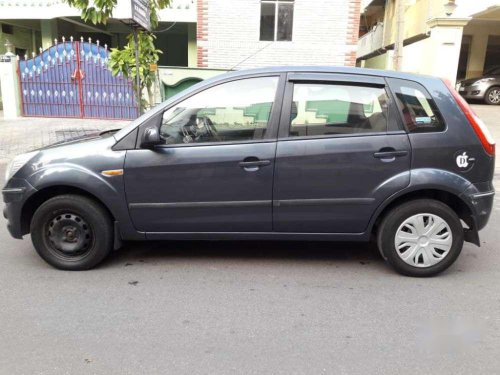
{"left": 18, "top": 38, "right": 139, "bottom": 120}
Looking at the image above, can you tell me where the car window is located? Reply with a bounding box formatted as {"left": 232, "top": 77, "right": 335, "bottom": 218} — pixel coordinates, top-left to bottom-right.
{"left": 289, "top": 83, "right": 388, "bottom": 137}
{"left": 160, "top": 77, "right": 279, "bottom": 145}
{"left": 388, "top": 79, "right": 445, "bottom": 133}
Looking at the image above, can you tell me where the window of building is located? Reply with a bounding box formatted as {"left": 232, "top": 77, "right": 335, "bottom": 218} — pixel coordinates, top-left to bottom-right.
{"left": 260, "top": 0, "right": 294, "bottom": 42}
{"left": 289, "top": 83, "right": 388, "bottom": 137}
{"left": 160, "top": 77, "right": 279, "bottom": 145}
{"left": 388, "top": 78, "right": 445, "bottom": 133}
{"left": 1, "top": 24, "right": 14, "bottom": 35}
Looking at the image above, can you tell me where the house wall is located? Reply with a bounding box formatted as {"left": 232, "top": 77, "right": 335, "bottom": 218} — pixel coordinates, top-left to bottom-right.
{"left": 363, "top": 52, "right": 389, "bottom": 70}
{"left": 197, "top": 0, "right": 361, "bottom": 69}
{"left": 463, "top": 21, "right": 500, "bottom": 78}
{"left": 0, "top": 23, "right": 39, "bottom": 55}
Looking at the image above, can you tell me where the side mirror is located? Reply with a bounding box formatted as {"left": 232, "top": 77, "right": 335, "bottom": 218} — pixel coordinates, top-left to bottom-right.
{"left": 140, "top": 127, "right": 161, "bottom": 149}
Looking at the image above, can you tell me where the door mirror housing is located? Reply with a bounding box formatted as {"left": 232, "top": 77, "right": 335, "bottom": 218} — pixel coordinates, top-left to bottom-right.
{"left": 140, "top": 127, "right": 162, "bottom": 149}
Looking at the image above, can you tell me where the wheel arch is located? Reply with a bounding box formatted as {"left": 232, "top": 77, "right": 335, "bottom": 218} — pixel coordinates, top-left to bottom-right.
{"left": 20, "top": 185, "right": 115, "bottom": 236}
{"left": 370, "top": 188, "right": 477, "bottom": 244}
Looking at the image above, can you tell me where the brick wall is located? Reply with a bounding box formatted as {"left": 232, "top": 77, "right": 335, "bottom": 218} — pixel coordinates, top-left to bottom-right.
{"left": 197, "top": 0, "right": 361, "bottom": 69}
{"left": 196, "top": 0, "right": 208, "bottom": 67}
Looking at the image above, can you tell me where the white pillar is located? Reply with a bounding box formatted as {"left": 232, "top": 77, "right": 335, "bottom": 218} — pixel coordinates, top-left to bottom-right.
{"left": 0, "top": 52, "right": 21, "bottom": 119}
{"left": 425, "top": 18, "right": 470, "bottom": 86}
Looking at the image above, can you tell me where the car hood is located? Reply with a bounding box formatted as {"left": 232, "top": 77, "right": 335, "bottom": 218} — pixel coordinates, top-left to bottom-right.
{"left": 38, "top": 129, "right": 119, "bottom": 151}
{"left": 460, "top": 76, "right": 499, "bottom": 85}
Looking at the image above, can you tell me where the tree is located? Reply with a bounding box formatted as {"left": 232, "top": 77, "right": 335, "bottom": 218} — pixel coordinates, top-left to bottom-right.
{"left": 108, "top": 31, "right": 162, "bottom": 110}
{"left": 64, "top": 0, "right": 170, "bottom": 111}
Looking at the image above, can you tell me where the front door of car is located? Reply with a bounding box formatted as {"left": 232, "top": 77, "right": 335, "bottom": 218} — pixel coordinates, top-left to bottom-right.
{"left": 273, "top": 73, "right": 411, "bottom": 233}
{"left": 124, "top": 75, "right": 284, "bottom": 233}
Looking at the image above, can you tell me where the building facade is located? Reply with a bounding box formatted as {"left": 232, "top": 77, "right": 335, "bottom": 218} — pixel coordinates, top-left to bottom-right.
{"left": 0, "top": 0, "right": 197, "bottom": 66}
{"left": 196, "top": 0, "right": 361, "bottom": 69}
{"left": 357, "top": 0, "right": 500, "bottom": 85}
{"left": 0, "top": 0, "right": 363, "bottom": 115}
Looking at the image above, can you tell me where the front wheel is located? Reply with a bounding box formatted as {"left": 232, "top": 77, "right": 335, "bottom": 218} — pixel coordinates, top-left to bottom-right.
{"left": 30, "top": 195, "right": 113, "bottom": 270}
{"left": 485, "top": 87, "right": 500, "bottom": 105}
{"left": 377, "top": 199, "right": 464, "bottom": 277}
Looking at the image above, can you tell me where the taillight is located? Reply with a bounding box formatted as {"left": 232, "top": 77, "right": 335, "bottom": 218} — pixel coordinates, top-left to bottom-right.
{"left": 443, "top": 79, "right": 496, "bottom": 156}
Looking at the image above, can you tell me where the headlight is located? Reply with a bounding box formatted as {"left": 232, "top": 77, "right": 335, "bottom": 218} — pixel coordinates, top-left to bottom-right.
{"left": 5, "top": 151, "right": 39, "bottom": 181}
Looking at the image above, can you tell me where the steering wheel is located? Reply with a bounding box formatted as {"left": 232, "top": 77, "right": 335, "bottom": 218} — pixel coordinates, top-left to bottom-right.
{"left": 201, "top": 116, "right": 220, "bottom": 141}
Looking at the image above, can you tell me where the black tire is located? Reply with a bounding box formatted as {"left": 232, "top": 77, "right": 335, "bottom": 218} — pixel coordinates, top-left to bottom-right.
{"left": 30, "top": 194, "right": 113, "bottom": 270}
{"left": 484, "top": 87, "right": 500, "bottom": 105}
{"left": 377, "top": 199, "right": 464, "bottom": 277}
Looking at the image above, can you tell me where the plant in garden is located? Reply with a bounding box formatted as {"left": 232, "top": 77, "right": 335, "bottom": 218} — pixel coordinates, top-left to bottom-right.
{"left": 63, "top": 0, "right": 170, "bottom": 111}
{"left": 108, "top": 32, "right": 162, "bottom": 110}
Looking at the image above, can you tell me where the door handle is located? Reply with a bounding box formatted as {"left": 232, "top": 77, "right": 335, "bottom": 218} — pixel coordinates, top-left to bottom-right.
{"left": 373, "top": 150, "right": 408, "bottom": 159}
{"left": 239, "top": 160, "right": 271, "bottom": 168}
{"left": 239, "top": 158, "right": 271, "bottom": 171}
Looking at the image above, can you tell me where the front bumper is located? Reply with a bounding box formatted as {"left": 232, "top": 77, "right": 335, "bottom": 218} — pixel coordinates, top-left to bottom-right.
{"left": 2, "top": 178, "right": 37, "bottom": 239}
{"left": 458, "top": 83, "right": 487, "bottom": 100}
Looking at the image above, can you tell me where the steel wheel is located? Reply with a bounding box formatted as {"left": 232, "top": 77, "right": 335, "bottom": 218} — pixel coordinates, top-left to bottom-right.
{"left": 394, "top": 213, "right": 452, "bottom": 268}
{"left": 45, "top": 212, "right": 94, "bottom": 260}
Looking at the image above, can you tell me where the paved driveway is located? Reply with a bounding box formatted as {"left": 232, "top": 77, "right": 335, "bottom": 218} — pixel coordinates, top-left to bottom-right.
{"left": 0, "top": 106, "right": 499, "bottom": 374}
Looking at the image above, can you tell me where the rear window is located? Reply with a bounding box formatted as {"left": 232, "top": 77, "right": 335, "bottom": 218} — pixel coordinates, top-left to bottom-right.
{"left": 388, "top": 78, "right": 445, "bottom": 133}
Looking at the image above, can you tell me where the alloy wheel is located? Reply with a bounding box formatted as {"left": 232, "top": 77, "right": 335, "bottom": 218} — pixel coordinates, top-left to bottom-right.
{"left": 488, "top": 89, "right": 500, "bottom": 104}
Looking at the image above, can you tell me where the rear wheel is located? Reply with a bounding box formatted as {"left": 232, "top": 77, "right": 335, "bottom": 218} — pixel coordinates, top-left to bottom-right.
{"left": 377, "top": 199, "right": 464, "bottom": 277}
{"left": 485, "top": 87, "right": 500, "bottom": 105}
{"left": 30, "top": 195, "right": 113, "bottom": 270}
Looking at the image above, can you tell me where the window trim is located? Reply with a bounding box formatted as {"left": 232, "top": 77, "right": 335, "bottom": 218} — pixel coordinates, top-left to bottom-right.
{"left": 260, "top": 0, "right": 294, "bottom": 42}
{"left": 278, "top": 74, "right": 393, "bottom": 140}
{"left": 139, "top": 73, "right": 287, "bottom": 150}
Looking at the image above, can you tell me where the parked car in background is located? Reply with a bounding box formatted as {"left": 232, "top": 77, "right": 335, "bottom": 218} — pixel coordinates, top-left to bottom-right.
{"left": 2, "top": 67, "right": 496, "bottom": 277}
{"left": 457, "top": 67, "right": 500, "bottom": 105}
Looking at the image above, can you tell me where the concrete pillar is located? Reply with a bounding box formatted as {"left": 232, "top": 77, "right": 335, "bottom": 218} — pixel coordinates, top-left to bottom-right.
{"left": 467, "top": 33, "right": 488, "bottom": 78}
{"left": 426, "top": 18, "right": 470, "bottom": 86}
{"left": 0, "top": 51, "right": 21, "bottom": 119}
{"left": 187, "top": 23, "right": 197, "bottom": 68}
{"left": 40, "top": 19, "right": 58, "bottom": 49}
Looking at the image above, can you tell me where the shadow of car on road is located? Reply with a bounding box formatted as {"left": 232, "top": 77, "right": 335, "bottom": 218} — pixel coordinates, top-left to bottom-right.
{"left": 101, "top": 240, "right": 387, "bottom": 270}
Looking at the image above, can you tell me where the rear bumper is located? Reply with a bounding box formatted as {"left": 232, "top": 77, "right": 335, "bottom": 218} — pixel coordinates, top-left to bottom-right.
{"left": 460, "top": 182, "right": 495, "bottom": 232}
{"left": 2, "top": 179, "right": 37, "bottom": 239}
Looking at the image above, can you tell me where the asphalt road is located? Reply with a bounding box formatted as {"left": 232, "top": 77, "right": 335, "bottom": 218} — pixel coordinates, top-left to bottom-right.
{"left": 1, "top": 105, "right": 499, "bottom": 374}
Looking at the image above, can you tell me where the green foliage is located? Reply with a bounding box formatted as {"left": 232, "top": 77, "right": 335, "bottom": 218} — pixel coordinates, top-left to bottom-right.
{"left": 64, "top": 0, "right": 169, "bottom": 27}
{"left": 108, "top": 32, "right": 162, "bottom": 109}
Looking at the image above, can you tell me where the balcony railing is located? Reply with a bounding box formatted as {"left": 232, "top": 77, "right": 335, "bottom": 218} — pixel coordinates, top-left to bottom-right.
{"left": 357, "top": 23, "right": 385, "bottom": 59}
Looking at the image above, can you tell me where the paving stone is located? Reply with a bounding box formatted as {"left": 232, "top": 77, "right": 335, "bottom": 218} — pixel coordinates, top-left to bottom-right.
{"left": 0, "top": 116, "right": 130, "bottom": 163}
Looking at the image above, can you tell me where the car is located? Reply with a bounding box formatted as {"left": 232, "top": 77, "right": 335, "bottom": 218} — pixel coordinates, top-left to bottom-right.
{"left": 2, "top": 66, "right": 496, "bottom": 276}
{"left": 457, "top": 66, "right": 500, "bottom": 105}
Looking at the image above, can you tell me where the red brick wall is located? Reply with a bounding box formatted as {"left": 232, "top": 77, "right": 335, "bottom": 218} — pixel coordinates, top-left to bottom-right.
{"left": 196, "top": 0, "right": 208, "bottom": 67}
{"left": 345, "top": 0, "right": 361, "bottom": 66}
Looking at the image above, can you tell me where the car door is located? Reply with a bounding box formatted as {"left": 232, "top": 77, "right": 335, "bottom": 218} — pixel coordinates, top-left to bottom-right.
{"left": 124, "top": 75, "right": 285, "bottom": 233}
{"left": 273, "top": 73, "right": 411, "bottom": 233}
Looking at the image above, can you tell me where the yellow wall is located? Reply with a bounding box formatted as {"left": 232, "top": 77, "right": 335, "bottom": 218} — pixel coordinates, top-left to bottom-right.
{"left": 363, "top": 53, "right": 390, "bottom": 69}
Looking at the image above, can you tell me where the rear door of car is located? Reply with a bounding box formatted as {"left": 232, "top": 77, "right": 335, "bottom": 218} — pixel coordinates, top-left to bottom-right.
{"left": 272, "top": 73, "right": 411, "bottom": 233}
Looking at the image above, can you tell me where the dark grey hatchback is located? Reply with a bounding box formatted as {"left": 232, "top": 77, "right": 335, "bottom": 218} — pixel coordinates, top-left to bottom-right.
{"left": 2, "top": 67, "right": 496, "bottom": 276}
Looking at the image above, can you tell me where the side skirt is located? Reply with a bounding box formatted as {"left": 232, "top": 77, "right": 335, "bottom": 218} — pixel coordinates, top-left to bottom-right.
{"left": 144, "top": 232, "right": 370, "bottom": 242}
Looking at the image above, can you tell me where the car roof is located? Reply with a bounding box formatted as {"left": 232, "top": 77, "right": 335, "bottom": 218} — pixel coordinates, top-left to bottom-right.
{"left": 217, "top": 65, "right": 439, "bottom": 82}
